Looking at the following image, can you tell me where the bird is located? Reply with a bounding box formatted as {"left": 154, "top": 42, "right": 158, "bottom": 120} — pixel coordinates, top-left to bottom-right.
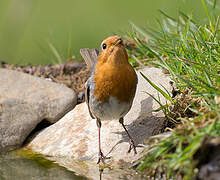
{"left": 80, "top": 35, "right": 137, "bottom": 164}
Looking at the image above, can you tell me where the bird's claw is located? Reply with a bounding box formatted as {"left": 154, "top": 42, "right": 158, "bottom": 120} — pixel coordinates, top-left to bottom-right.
{"left": 97, "top": 151, "right": 111, "bottom": 164}
{"left": 128, "top": 139, "right": 137, "bottom": 154}
{"left": 97, "top": 151, "right": 105, "bottom": 164}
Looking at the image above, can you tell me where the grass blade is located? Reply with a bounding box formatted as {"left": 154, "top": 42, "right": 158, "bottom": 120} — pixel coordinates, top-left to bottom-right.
{"left": 140, "top": 72, "right": 172, "bottom": 101}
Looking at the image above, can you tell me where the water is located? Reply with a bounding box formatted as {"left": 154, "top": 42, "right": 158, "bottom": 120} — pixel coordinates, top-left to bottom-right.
{"left": 0, "top": 149, "right": 142, "bottom": 180}
{"left": 0, "top": 0, "right": 206, "bottom": 65}
{"left": 0, "top": 151, "right": 87, "bottom": 180}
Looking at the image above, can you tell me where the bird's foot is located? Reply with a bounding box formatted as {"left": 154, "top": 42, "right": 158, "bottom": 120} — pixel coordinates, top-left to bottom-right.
{"left": 128, "top": 139, "right": 137, "bottom": 154}
{"left": 97, "top": 151, "right": 105, "bottom": 164}
{"left": 97, "top": 151, "right": 111, "bottom": 164}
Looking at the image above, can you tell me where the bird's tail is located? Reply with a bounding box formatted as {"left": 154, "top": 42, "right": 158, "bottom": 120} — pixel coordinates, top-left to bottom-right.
{"left": 80, "top": 48, "right": 99, "bottom": 70}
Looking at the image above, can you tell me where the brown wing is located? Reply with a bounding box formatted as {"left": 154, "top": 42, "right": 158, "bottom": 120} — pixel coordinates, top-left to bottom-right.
{"left": 80, "top": 48, "right": 99, "bottom": 70}
{"left": 85, "top": 79, "right": 95, "bottom": 119}
{"left": 81, "top": 48, "right": 98, "bottom": 119}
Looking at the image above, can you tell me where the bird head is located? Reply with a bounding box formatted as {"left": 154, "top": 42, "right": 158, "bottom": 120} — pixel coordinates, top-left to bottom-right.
{"left": 97, "top": 36, "right": 128, "bottom": 65}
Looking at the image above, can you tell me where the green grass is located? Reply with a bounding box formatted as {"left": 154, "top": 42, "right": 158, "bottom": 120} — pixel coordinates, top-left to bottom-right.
{"left": 125, "top": 0, "right": 220, "bottom": 179}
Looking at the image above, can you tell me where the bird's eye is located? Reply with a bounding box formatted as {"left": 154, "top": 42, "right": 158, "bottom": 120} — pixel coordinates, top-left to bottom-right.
{"left": 102, "top": 43, "right": 107, "bottom": 50}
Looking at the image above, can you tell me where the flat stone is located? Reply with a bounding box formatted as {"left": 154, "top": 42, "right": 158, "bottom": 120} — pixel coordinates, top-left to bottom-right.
{"left": 0, "top": 68, "right": 77, "bottom": 152}
{"left": 26, "top": 67, "right": 172, "bottom": 179}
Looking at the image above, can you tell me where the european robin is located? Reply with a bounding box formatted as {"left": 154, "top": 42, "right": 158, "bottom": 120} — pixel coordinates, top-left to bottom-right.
{"left": 80, "top": 36, "right": 137, "bottom": 164}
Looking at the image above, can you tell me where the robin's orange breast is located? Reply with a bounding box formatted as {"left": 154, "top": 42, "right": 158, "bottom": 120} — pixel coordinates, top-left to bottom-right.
{"left": 94, "top": 62, "right": 137, "bottom": 103}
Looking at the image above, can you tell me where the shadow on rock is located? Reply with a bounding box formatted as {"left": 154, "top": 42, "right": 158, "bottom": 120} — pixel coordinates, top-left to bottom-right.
{"left": 113, "top": 97, "right": 165, "bottom": 151}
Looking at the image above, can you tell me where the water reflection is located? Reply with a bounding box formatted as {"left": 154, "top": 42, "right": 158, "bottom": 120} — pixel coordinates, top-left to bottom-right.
{"left": 0, "top": 152, "right": 87, "bottom": 180}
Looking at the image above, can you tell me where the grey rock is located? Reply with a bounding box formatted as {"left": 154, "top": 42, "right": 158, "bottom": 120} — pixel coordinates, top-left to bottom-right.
{"left": 26, "top": 67, "right": 172, "bottom": 180}
{"left": 0, "top": 68, "right": 77, "bottom": 152}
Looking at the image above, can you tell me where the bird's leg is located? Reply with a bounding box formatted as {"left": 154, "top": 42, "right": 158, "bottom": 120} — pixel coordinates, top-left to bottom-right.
{"left": 96, "top": 119, "right": 105, "bottom": 164}
{"left": 119, "top": 117, "right": 137, "bottom": 154}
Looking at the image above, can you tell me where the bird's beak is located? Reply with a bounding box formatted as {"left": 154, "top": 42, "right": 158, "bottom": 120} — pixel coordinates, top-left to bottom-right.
{"left": 114, "top": 38, "right": 123, "bottom": 46}
{"left": 110, "top": 37, "right": 123, "bottom": 53}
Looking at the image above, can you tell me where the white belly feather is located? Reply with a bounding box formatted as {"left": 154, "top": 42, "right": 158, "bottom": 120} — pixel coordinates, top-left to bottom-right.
{"left": 90, "top": 96, "right": 132, "bottom": 121}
